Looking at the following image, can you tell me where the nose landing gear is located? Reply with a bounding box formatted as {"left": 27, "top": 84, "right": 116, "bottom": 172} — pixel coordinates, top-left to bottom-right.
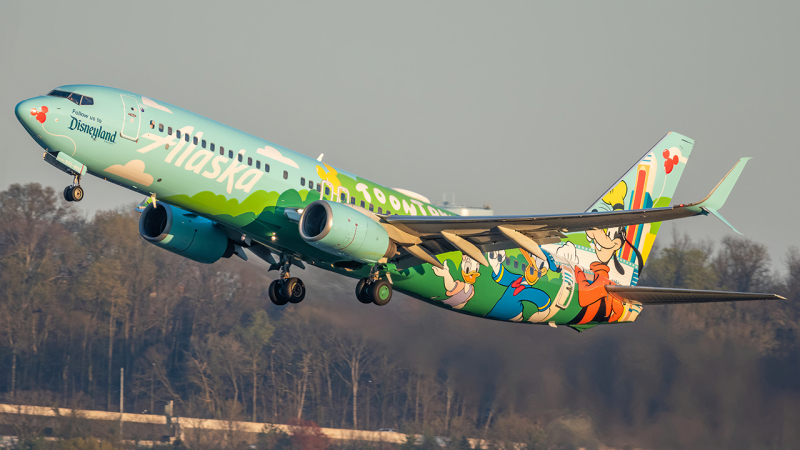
{"left": 63, "top": 175, "right": 84, "bottom": 202}
{"left": 355, "top": 265, "right": 393, "bottom": 306}
{"left": 268, "top": 255, "right": 306, "bottom": 305}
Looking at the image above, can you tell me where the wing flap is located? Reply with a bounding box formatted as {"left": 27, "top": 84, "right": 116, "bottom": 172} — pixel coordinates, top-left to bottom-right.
{"left": 606, "top": 285, "right": 785, "bottom": 305}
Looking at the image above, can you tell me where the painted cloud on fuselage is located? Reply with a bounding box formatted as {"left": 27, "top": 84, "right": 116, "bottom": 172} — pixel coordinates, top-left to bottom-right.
{"left": 258, "top": 146, "right": 299, "bottom": 168}
{"left": 104, "top": 160, "right": 153, "bottom": 186}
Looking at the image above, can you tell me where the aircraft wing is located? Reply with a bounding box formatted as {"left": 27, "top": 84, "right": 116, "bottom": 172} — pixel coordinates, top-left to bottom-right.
{"left": 606, "top": 285, "right": 786, "bottom": 304}
{"left": 383, "top": 158, "right": 749, "bottom": 269}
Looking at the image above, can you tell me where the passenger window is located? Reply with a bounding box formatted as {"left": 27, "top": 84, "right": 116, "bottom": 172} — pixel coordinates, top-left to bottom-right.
{"left": 378, "top": 207, "right": 383, "bottom": 214}
{"left": 316, "top": 184, "right": 321, "bottom": 193}
{"left": 176, "top": 130, "right": 181, "bottom": 139}
{"left": 264, "top": 164, "right": 270, "bottom": 173}
{"left": 300, "top": 177, "right": 305, "bottom": 186}
{"left": 149, "top": 120, "right": 155, "bottom": 129}
{"left": 185, "top": 133, "right": 190, "bottom": 142}
{"left": 350, "top": 197, "right": 356, "bottom": 205}
{"left": 283, "top": 170, "right": 288, "bottom": 180}
{"left": 193, "top": 136, "right": 198, "bottom": 145}
{"left": 340, "top": 193, "right": 347, "bottom": 202}
{"left": 229, "top": 150, "right": 234, "bottom": 158}
{"left": 168, "top": 126, "right": 173, "bottom": 135}
{"left": 80, "top": 96, "right": 94, "bottom": 106}
{"left": 247, "top": 157, "right": 253, "bottom": 166}
{"left": 210, "top": 143, "right": 215, "bottom": 151}
{"left": 369, "top": 204, "right": 374, "bottom": 212}
{"left": 238, "top": 154, "right": 243, "bottom": 162}
{"left": 309, "top": 180, "right": 314, "bottom": 190}
{"left": 256, "top": 161, "right": 261, "bottom": 169}
{"left": 514, "top": 260, "right": 519, "bottom": 269}
{"left": 159, "top": 123, "right": 164, "bottom": 132}
{"left": 202, "top": 139, "right": 207, "bottom": 149}
{"left": 360, "top": 200, "right": 365, "bottom": 208}
{"left": 324, "top": 186, "right": 330, "bottom": 196}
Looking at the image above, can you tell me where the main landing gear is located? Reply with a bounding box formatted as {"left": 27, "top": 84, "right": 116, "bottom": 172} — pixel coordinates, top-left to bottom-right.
{"left": 355, "top": 265, "right": 393, "bottom": 306}
{"left": 268, "top": 256, "right": 306, "bottom": 306}
{"left": 63, "top": 175, "right": 84, "bottom": 202}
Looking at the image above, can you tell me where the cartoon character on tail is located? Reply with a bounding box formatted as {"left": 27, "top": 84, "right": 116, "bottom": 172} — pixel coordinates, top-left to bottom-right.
{"left": 432, "top": 255, "right": 482, "bottom": 309}
{"left": 572, "top": 181, "right": 643, "bottom": 324}
{"left": 486, "top": 249, "right": 557, "bottom": 322}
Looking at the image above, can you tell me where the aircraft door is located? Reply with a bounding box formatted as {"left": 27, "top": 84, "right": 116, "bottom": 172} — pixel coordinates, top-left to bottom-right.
{"left": 321, "top": 181, "right": 334, "bottom": 201}
{"left": 120, "top": 95, "right": 141, "bottom": 141}
{"left": 337, "top": 187, "right": 349, "bottom": 203}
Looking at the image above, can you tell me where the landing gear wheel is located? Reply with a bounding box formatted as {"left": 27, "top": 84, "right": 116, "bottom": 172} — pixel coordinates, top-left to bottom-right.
{"left": 268, "top": 280, "right": 289, "bottom": 306}
{"left": 282, "top": 277, "right": 306, "bottom": 303}
{"left": 370, "top": 280, "right": 392, "bottom": 306}
{"left": 355, "top": 278, "right": 372, "bottom": 304}
{"left": 63, "top": 186, "right": 74, "bottom": 202}
{"left": 71, "top": 186, "right": 84, "bottom": 202}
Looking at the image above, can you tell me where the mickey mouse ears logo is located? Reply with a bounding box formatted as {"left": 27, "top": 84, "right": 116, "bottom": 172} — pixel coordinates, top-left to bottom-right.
{"left": 30, "top": 106, "right": 48, "bottom": 124}
{"left": 662, "top": 148, "right": 685, "bottom": 174}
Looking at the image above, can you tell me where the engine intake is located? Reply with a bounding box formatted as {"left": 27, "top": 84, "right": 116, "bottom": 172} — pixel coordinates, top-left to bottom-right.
{"left": 139, "top": 202, "right": 233, "bottom": 264}
{"left": 299, "top": 200, "right": 394, "bottom": 263}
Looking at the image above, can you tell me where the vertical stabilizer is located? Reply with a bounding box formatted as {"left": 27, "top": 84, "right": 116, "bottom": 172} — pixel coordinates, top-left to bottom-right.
{"left": 548, "top": 132, "right": 694, "bottom": 286}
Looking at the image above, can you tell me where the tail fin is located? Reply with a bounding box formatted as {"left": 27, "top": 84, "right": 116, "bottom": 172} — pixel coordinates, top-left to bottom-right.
{"left": 584, "top": 132, "right": 695, "bottom": 285}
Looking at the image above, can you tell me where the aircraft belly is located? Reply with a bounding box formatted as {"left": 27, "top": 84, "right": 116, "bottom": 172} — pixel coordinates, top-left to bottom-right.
{"left": 384, "top": 247, "right": 643, "bottom": 330}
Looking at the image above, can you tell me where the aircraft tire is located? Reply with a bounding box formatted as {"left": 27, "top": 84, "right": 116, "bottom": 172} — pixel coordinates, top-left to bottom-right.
{"left": 71, "top": 186, "right": 84, "bottom": 202}
{"left": 355, "top": 278, "right": 372, "bottom": 304}
{"left": 282, "top": 277, "right": 306, "bottom": 303}
{"left": 63, "top": 186, "right": 74, "bottom": 202}
{"left": 370, "top": 280, "right": 392, "bottom": 306}
{"left": 269, "top": 280, "right": 289, "bottom": 306}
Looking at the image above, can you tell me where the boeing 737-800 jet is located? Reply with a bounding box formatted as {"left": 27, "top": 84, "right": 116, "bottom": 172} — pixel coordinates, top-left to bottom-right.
{"left": 14, "top": 85, "right": 784, "bottom": 332}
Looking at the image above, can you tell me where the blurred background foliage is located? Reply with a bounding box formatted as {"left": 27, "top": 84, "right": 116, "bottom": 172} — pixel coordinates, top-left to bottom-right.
{"left": 1, "top": 183, "right": 798, "bottom": 450}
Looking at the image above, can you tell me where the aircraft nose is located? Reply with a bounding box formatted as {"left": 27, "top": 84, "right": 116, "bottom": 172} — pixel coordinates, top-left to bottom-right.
{"left": 15, "top": 97, "right": 47, "bottom": 130}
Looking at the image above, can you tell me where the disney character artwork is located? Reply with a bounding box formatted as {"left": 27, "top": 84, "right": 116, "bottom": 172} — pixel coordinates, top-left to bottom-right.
{"left": 17, "top": 85, "right": 782, "bottom": 333}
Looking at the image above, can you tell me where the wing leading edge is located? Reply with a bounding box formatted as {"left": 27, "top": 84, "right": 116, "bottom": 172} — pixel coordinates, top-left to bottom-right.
{"left": 383, "top": 158, "right": 750, "bottom": 270}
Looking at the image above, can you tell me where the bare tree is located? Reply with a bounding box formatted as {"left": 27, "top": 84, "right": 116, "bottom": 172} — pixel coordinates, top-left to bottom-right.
{"left": 331, "top": 329, "right": 375, "bottom": 430}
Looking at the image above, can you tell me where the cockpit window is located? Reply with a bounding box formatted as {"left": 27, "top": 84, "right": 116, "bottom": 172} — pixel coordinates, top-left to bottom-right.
{"left": 48, "top": 90, "right": 70, "bottom": 99}
{"left": 46, "top": 89, "right": 93, "bottom": 106}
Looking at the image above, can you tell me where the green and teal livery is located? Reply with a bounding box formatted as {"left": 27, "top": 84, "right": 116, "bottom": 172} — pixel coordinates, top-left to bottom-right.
{"left": 15, "top": 85, "right": 784, "bottom": 332}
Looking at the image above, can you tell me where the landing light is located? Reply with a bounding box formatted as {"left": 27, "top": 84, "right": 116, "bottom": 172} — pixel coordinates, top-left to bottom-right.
{"left": 271, "top": 236, "right": 277, "bottom": 241}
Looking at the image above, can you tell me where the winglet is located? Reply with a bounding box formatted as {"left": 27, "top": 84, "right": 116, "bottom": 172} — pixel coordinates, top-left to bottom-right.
{"left": 685, "top": 157, "right": 750, "bottom": 233}
{"left": 692, "top": 157, "right": 751, "bottom": 211}
{"left": 703, "top": 207, "right": 742, "bottom": 235}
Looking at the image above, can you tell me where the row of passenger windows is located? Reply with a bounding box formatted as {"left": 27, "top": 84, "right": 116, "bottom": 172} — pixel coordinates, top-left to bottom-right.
{"left": 149, "top": 121, "right": 399, "bottom": 214}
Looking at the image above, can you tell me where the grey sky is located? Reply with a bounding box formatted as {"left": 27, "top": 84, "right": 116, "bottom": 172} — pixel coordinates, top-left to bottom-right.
{"left": 1, "top": 1, "right": 796, "bottom": 267}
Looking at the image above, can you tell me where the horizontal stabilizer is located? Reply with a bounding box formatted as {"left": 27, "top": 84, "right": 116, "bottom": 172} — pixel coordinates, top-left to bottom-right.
{"left": 607, "top": 285, "right": 785, "bottom": 305}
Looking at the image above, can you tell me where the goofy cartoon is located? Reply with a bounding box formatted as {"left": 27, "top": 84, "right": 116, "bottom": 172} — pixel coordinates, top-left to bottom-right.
{"left": 571, "top": 181, "right": 643, "bottom": 324}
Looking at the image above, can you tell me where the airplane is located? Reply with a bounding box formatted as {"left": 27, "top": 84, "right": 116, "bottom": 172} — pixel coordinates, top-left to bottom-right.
{"left": 14, "top": 85, "right": 785, "bottom": 332}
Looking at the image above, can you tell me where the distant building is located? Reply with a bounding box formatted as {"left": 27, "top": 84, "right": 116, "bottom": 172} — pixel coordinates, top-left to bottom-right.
{"left": 437, "top": 194, "right": 494, "bottom": 216}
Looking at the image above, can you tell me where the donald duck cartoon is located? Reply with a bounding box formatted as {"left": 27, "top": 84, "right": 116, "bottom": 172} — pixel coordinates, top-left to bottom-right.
{"left": 432, "top": 255, "right": 483, "bottom": 309}
{"left": 486, "top": 249, "right": 558, "bottom": 321}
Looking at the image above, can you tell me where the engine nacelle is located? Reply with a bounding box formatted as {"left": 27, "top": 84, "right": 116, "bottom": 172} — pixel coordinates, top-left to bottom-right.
{"left": 299, "top": 200, "right": 395, "bottom": 263}
{"left": 139, "top": 202, "right": 233, "bottom": 264}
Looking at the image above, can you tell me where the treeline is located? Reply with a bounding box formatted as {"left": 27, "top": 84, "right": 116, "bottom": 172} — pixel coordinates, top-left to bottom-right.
{"left": 1, "top": 183, "right": 800, "bottom": 450}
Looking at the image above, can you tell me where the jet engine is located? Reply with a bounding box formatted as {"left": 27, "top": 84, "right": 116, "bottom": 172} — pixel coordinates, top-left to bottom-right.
{"left": 139, "top": 202, "right": 235, "bottom": 264}
{"left": 299, "top": 200, "right": 395, "bottom": 263}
